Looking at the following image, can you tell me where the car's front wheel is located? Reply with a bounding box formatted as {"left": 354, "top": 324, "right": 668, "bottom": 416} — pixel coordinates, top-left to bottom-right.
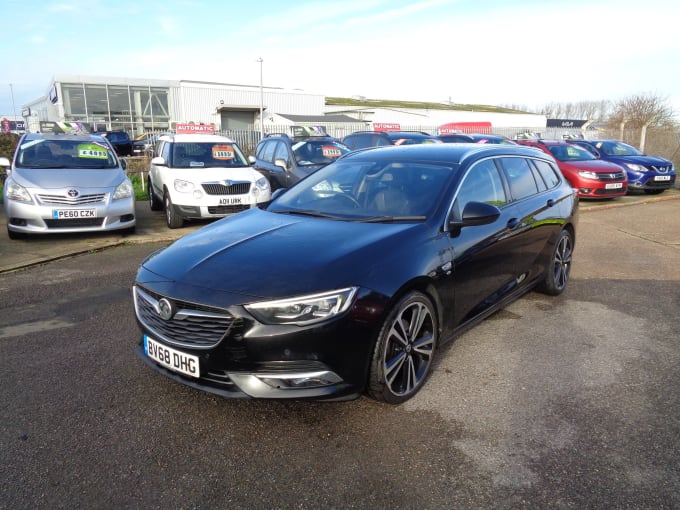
{"left": 7, "top": 227, "right": 27, "bottom": 240}
{"left": 538, "top": 228, "right": 573, "bottom": 296}
{"left": 148, "top": 178, "right": 162, "bottom": 211}
{"left": 164, "top": 191, "right": 184, "bottom": 229}
{"left": 368, "top": 291, "right": 438, "bottom": 404}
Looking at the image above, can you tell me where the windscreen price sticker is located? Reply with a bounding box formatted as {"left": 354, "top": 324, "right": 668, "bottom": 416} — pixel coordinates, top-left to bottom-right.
{"left": 77, "top": 143, "right": 109, "bottom": 159}
{"left": 53, "top": 209, "right": 97, "bottom": 219}
{"left": 322, "top": 146, "right": 343, "bottom": 158}
{"left": 144, "top": 335, "right": 200, "bottom": 378}
{"left": 212, "top": 145, "right": 235, "bottom": 160}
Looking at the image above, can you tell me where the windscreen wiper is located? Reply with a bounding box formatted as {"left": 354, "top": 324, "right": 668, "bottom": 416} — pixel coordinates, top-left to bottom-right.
{"left": 276, "top": 209, "right": 344, "bottom": 220}
{"left": 357, "top": 215, "right": 427, "bottom": 223}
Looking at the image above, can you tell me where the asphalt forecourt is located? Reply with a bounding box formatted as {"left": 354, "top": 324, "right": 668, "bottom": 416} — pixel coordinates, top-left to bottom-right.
{"left": 1, "top": 195, "right": 678, "bottom": 508}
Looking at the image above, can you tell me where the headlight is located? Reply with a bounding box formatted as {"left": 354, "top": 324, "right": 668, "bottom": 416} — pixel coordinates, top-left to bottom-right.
{"left": 174, "top": 179, "right": 195, "bottom": 193}
{"left": 577, "top": 171, "right": 599, "bottom": 180}
{"left": 255, "top": 176, "right": 270, "bottom": 191}
{"left": 112, "top": 179, "right": 133, "bottom": 200}
{"left": 245, "top": 287, "right": 359, "bottom": 325}
{"left": 5, "top": 180, "right": 33, "bottom": 203}
{"left": 625, "top": 163, "right": 647, "bottom": 172}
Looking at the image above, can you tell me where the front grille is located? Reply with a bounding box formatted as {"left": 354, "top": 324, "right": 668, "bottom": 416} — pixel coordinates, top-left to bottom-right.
{"left": 596, "top": 171, "right": 626, "bottom": 182}
{"left": 45, "top": 218, "right": 105, "bottom": 228}
{"left": 207, "top": 204, "right": 251, "bottom": 214}
{"left": 202, "top": 182, "right": 251, "bottom": 195}
{"left": 652, "top": 165, "right": 672, "bottom": 173}
{"left": 37, "top": 193, "right": 107, "bottom": 205}
{"left": 134, "top": 286, "right": 235, "bottom": 349}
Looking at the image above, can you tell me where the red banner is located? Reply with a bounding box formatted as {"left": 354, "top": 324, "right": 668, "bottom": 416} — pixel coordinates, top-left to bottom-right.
{"left": 439, "top": 122, "right": 492, "bottom": 135}
{"left": 176, "top": 123, "right": 215, "bottom": 134}
{"left": 373, "top": 123, "right": 401, "bottom": 132}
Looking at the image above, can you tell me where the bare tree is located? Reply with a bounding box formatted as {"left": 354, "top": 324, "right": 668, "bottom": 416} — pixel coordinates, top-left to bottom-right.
{"left": 533, "top": 100, "right": 613, "bottom": 121}
{"left": 608, "top": 92, "right": 676, "bottom": 129}
{"left": 607, "top": 93, "right": 677, "bottom": 151}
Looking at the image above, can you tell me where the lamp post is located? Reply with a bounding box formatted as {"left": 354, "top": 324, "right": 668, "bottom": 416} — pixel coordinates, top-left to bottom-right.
{"left": 9, "top": 83, "right": 18, "bottom": 120}
{"left": 257, "top": 57, "right": 264, "bottom": 139}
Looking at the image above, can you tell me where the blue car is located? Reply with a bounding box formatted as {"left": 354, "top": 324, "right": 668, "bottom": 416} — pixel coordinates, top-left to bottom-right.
{"left": 570, "top": 140, "right": 675, "bottom": 194}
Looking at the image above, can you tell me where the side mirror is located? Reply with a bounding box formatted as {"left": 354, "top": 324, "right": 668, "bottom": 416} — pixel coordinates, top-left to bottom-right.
{"left": 274, "top": 158, "right": 289, "bottom": 171}
{"left": 0, "top": 156, "right": 10, "bottom": 167}
{"left": 151, "top": 156, "right": 166, "bottom": 166}
{"left": 248, "top": 155, "right": 256, "bottom": 165}
{"left": 448, "top": 201, "right": 501, "bottom": 232}
{"left": 120, "top": 157, "right": 127, "bottom": 170}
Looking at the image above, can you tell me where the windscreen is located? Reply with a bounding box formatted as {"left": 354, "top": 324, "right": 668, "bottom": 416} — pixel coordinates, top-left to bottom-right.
{"left": 16, "top": 139, "right": 119, "bottom": 169}
{"left": 171, "top": 142, "right": 249, "bottom": 168}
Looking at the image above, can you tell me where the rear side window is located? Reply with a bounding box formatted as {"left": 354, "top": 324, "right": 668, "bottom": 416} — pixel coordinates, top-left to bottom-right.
{"left": 499, "top": 157, "right": 539, "bottom": 201}
{"left": 531, "top": 159, "right": 561, "bottom": 189}
{"left": 454, "top": 159, "right": 508, "bottom": 212}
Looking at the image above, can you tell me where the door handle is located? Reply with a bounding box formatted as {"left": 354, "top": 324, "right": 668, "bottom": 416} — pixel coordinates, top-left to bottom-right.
{"left": 507, "top": 218, "right": 519, "bottom": 229}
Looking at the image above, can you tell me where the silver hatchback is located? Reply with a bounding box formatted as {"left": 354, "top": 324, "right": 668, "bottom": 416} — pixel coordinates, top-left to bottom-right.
{"left": 1, "top": 132, "right": 136, "bottom": 239}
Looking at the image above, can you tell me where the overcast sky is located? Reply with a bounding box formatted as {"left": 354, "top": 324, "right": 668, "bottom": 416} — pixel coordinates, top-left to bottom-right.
{"left": 2, "top": 0, "right": 679, "bottom": 118}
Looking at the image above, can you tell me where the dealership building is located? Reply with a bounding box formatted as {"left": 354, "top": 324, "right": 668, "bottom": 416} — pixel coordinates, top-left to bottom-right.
{"left": 17, "top": 74, "right": 572, "bottom": 142}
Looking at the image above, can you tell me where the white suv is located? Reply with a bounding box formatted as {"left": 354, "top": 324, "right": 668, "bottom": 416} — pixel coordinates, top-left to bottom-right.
{"left": 148, "top": 134, "right": 271, "bottom": 228}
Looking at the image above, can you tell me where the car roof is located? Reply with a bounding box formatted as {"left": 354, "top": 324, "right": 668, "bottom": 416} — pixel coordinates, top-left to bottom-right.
{"left": 343, "top": 141, "right": 547, "bottom": 164}
{"left": 22, "top": 132, "right": 108, "bottom": 143}
{"left": 158, "top": 133, "right": 236, "bottom": 143}
{"left": 519, "top": 139, "right": 570, "bottom": 146}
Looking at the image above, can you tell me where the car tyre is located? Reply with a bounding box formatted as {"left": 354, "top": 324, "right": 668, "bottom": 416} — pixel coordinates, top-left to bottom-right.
{"left": 148, "top": 178, "right": 162, "bottom": 211}
{"left": 538, "top": 229, "right": 573, "bottom": 296}
{"left": 368, "top": 291, "right": 438, "bottom": 404}
{"left": 7, "top": 228, "right": 27, "bottom": 240}
{"left": 644, "top": 189, "right": 665, "bottom": 195}
{"left": 164, "top": 191, "right": 184, "bottom": 229}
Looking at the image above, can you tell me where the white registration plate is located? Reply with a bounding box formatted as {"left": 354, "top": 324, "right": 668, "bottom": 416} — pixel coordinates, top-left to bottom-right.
{"left": 654, "top": 175, "right": 671, "bottom": 181}
{"left": 218, "top": 197, "right": 242, "bottom": 205}
{"left": 53, "top": 208, "right": 97, "bottom": 219}
{"left": 144, "top": 335, "right": 200, "bottom": 378}
{"left": 605, "top": 183, "right": 623, "bottom": 189}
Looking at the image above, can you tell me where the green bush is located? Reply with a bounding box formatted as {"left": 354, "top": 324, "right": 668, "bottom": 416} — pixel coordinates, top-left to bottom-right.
{"left": 0, "top": 132, "right": 19, "bottom": 160}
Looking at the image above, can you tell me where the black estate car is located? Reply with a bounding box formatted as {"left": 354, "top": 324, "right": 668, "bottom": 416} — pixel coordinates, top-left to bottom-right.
{"left": 342, "top": 130, "right": 441, "bottom": 150}
{"left": 251, "top": 133, "right": 351, "bottom": 190}
{"left": 133, "top": 144, "right": 578, "bottom": 403}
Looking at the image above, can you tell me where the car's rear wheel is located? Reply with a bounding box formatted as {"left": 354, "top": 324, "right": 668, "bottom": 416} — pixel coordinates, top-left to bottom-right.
{"left": 538, "top": 229, "right": 573, "bottom": 296}
{"left": 148, "top": 178, "right": 162, "bottom": 211}
{"left": 164, "top": 191, "right": 184, "bottom": 229}
{"left": 368, "top": 291, "right": 438, "bottom": 404}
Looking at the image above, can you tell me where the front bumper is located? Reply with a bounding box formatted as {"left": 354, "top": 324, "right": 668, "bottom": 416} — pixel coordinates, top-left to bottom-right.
{"left": 5, "top": 197, "right": 136, "bottom": 234}
{"left": 133, "top": 284, "right": 386, "bottom": 401}
{"left": 628, "top": 173, "right": 676, "bottom": 191}
{"left": 136, "top": 345, "right": 357, "bottom": 400}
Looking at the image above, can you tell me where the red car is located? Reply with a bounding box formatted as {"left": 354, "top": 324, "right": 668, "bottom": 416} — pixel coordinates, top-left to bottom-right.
{"left": 516, "top": 140, "right": 627, "bottom": 199}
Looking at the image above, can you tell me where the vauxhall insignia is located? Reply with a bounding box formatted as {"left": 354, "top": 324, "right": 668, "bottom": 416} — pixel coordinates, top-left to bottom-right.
{"left": 157, "top": 298, "right": 174, "bottom": 321}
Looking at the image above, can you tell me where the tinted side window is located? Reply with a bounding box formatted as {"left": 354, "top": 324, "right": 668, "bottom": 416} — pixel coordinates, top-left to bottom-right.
{"left": 499, "top": 157, "right": 539, "bottom": 201}
{"left": 455, "top": 159, "right": 508, "bottom": 213}
{"left": 273, "top": 141, "right": 290, "bottom": 166}
{"left": 532, "top": 159, "right": 560, "bottom": 189}
{"left": 260, "top": 140, "right": 277, "bottom": 163}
